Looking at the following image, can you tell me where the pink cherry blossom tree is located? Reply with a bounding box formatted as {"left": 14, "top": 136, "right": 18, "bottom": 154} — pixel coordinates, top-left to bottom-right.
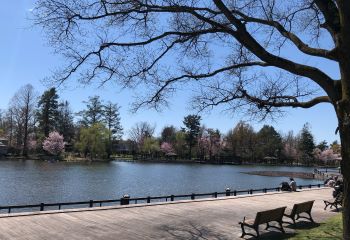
{"left": 28, "top": 139, "right": 37, "bottom": 151}
{"left": 42, "top": 131, "right": 65, "bottom": 157}
{"left": 320, "top": 149, "right": 339, "bottom": 163}
{"left": 160, "top": 142, "right": 174, "bottom": 155}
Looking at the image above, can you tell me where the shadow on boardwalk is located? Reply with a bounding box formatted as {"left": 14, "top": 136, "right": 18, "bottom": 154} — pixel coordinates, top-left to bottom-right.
{"left": 159, "top": 221, "right": 229, "bottom": 240}
{"left": 158, "top": 220, "right": 322, "bottom": 239}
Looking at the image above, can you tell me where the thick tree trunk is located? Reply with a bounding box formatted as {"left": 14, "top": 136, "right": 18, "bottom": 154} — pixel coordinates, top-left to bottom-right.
{"left": 338, "top": 2, "right": 350, "bottom": 238}
{"left": 339, "top": 123, "right": 350, "bottom": 240}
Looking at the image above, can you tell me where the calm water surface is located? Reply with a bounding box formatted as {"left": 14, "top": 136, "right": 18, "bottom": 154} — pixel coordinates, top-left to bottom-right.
{"left": 0, "top": 160, "right": 322, "bottom": 205}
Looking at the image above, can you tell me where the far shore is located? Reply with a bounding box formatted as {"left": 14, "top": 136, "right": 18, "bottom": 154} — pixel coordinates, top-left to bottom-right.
{"left": 0, "top": 155, "right": 340, "bottom": 170}
{"left": 242, "top": 170, "right": 316, "bottom": 179}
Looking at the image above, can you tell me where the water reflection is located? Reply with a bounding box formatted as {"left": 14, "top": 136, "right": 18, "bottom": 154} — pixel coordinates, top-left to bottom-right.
{"left": 0, "top": 160, "right": 321, "bottom": 205}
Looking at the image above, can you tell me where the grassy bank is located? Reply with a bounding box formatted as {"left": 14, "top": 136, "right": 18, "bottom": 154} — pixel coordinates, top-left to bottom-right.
{"left": 260, "top": 214, "right": 342, "bottom": 239}
{"left": 290, "top": 214, "right": 342, "bottom": 239}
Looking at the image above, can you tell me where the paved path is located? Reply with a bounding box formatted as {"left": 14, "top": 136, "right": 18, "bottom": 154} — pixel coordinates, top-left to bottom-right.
{"left": 0, "top": 188, "right": 339, "bottom": 239}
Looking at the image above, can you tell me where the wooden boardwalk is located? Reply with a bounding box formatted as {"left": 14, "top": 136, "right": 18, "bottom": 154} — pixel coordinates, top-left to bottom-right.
{"left": 0, "top": 188, "right": 339, "bottom": 239}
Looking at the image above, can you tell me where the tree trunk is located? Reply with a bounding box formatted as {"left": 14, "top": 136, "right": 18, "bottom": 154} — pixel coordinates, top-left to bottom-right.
{"left": 339, "top": 119, "right": 350, "bottom": 240}
{"left": 22, "top": 109, "right": 29, "bottom": 157}
{"left": 338, "top": 2, "right": 350, "bottom": 237}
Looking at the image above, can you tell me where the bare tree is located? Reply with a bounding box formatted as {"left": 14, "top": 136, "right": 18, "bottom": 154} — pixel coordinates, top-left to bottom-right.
{"left": 33, "top": 1, "right": 350, "bottom": 237}
{"left": 5, "top": 109, "right": 15, "bottom": 147}
{"left": 129, "top": 121, "right": 155, "bottom": 151}
{"left": 9, "top": 84, "right": 37, "bottom": 156}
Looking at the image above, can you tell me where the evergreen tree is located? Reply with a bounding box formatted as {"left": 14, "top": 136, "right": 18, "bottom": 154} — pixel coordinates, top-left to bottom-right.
{"left": 103, "top": 101, "right": 123, "bottom": 158}
{"left": 79, "top": 96, "right": 103, "bottom": 126}
{"left": 225, "top": 121, "right": 256, "bottom": 161}
{"left": 57, "top": 101, "right": 75, "bottom": 143}
{"left": 37, "top": 88, "right": 59, "bottom": 137}
{"left": 255, "top": 125, "right": 283, "bottom": 161}
{"left": 183, "top": 114, "right": 201, "bottom": 160}
{"left": 298, "top": 123, "right": 316, "bottom": 165}
{"left": 316, "top": 140, "right": 328, "bottom": 151}
{"left": 161, "top": 126, "right": 177, "bottom": 144}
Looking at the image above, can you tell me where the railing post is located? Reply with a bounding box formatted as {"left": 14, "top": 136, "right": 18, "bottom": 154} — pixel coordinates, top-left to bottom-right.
{"left": 263, "top": 188, "right": 267, "bottom": 193}
{"left": 214, "top": 192, "right": 218, "bottom": 198}
{"left": 233, "top": 190, "right": 237, "bottom": 196}
{"left": 225, "top": 188, "right": 231, "bottom": 196}
{"left": 299, "top": 185, "right": 302, "bottom": 190}
{"left": 309, "top": 184, "right": 312, "bottom": 189}
{"left": 147, "top": 196, "right": 151, "bottom": 203}
{"left": 89, "top": 200, "right": 93, "bottom": 208}
{"left": 318, "top": 184, "right": 321, "bottom": 188}
{"left": 191, "top": 193, "right": 195, "bottom": 200}
{"left": 171, "top": 195, "right": 174, "bottom": 201}
{"left": 40, "top": 203, "right": 44, "bottom": 211}
{"left": 121, "top": 194, "right": 130, "bottom": 205}
{"left": 8, "top": 208, "right": 11, "bottom": 214}
{"left": 249, "top": 189, "right": 253, "bottom": 195}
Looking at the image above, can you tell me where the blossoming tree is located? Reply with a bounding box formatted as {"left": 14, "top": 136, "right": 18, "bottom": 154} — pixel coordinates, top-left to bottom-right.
{"left": 42, "top": 131, "right": 65, "bottom": 157}
{"left": 160, "top": 142, "right": 175, "bottom": 155}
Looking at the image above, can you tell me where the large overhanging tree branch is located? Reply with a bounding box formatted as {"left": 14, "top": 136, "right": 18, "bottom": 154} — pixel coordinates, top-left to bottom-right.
{"left": 212, "top": 0, "right": 337, "bottom": 101}
{"left": 34, "top": 0, "right": 339, "bottom": 107}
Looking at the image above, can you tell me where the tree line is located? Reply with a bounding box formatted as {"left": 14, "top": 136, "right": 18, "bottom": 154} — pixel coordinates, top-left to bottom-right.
{"left": 125, "top": 117, "right": 340, "bottom": 166}
{"left": 0, "top": 84, "right": 122, "bottom": 160}
{"left": 0, "top": 84, "right": 340, "bottom": 165}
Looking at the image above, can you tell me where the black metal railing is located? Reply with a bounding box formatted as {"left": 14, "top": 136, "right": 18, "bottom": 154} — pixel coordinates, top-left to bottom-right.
{"left": 0, "top": 183, "right": 325, "bottom": 214}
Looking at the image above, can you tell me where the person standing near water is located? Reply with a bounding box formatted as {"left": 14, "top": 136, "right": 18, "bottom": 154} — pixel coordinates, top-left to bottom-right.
{"left": 289, "top": 178, "right": 297, "bottom": 191}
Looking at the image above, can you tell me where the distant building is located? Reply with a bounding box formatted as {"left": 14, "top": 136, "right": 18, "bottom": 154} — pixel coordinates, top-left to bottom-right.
{"left": 0, "top": 137, "right": 8, "bottom": 156}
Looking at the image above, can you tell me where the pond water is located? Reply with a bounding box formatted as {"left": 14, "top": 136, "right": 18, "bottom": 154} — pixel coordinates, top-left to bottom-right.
{"left": 0, "top": 160, "right": 322, "bottom": 205}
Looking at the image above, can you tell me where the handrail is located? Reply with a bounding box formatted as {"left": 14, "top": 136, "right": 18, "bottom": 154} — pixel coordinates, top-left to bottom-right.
{"left": 0, "top": 183, "right": 324, "bottom": 214}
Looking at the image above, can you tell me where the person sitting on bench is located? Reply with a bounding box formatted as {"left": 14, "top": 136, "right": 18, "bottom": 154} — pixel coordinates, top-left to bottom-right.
{"left": 289, "top": 178, "right": 297, "bottom": 191}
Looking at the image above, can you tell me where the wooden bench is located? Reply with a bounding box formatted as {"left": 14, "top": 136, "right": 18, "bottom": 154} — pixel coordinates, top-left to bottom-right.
{"left": 239, "top": 206, "right": 286, "bottom": 238}
{"left": 324, "top": 192, "right": 343, "bottom": 211}
{"left": 283, "top": 200, "right": 314, "bottom": 224}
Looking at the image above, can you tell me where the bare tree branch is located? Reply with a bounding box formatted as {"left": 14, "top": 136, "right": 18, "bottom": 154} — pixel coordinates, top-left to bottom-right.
{"left": 231, "top": 9, "right": 338, "bottom": 61}
{"left": 212, "top": 0, "right": 336, "bottom": 101}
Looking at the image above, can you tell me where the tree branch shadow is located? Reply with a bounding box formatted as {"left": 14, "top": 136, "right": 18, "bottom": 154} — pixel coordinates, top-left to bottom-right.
{"left": 157, "top": 221, "right": 229, "bottom": 240}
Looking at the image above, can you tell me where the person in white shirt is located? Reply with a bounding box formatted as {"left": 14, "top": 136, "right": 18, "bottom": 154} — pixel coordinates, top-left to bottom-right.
{"left": 289, "top": 178, "right": 297, "bottom": 191}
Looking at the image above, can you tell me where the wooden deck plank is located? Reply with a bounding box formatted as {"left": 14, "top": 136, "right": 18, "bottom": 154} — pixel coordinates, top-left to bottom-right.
{"left": 0, "top": 188, "right": 338, "bottom": 239}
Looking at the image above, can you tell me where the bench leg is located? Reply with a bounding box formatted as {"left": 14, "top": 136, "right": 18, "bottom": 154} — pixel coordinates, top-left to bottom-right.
{"left": 324, "top": 201, "right": 328, "bottom": 210}
{"left": 265, "top": 223, "right": 270, "bottom": 230}
{"left": 239, "top": 222, "right": 259, "bottom": 238}
{"left": 296, "top": 213, "right": 314, "bottom": 223}
{"left": 278, "top": 221, "right": 285, "bottom": 234}
{"left": 255, "top": 227, "right": 260, "bottom": 238}
{"left": 240, "top": 223, "right": 246, "bottom": 238}
{"left": 308, "top": 212, "right": 314, "bottom": 223}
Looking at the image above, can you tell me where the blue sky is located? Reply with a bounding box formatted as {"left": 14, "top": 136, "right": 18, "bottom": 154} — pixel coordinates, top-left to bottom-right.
{"left": 0, "top": 0, "right": 340, "bottom": 143}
